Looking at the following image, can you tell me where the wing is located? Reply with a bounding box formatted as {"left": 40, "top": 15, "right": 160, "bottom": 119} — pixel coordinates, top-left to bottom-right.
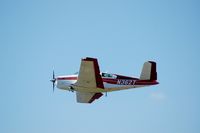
{"left": 75, "top": 57, "right": 104, "bottom": 89}
{"left": 76, "top": 92, "right": 103, "bottom": 103}
{"left": 74, "top": 57, "right": 104, "bottom": 103}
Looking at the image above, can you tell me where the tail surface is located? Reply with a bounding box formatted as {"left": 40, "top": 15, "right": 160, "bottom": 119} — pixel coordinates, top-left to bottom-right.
{"left": 140, "top": 61, "right": 157, "bottom": 80}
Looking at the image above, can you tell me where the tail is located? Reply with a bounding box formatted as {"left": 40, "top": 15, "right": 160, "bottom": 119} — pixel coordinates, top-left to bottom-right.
{"left": 140, "top": 61, "right": 157, "bottom": 80}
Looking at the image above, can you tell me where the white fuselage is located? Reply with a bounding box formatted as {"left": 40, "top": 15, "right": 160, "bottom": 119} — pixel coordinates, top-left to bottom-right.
{"left": 55, "top": 74, "right": 152, "bottom": 93}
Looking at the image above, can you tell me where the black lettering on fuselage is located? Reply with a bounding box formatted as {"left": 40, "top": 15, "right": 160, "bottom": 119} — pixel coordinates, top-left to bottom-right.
{"left": 117, "top": 79, "right": 136, "bottom": 85}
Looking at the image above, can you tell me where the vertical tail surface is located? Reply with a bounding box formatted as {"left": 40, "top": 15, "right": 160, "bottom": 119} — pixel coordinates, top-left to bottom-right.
{"left": 140, "top": 61, "right": 157, "bottom": 80}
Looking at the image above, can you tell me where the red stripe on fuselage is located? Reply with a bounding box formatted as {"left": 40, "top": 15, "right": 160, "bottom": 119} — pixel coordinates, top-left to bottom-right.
{"left": 135, "top": 80, "right": 159, "bottom": 85}
{"left": 103, "top": 78, "right": 118, "bottom": 84}
{"left": 57, "top": 77, "right": 77, "bottom": 80}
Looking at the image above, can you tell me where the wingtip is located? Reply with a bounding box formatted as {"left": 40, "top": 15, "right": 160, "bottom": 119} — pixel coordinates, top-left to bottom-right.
{"left": 148, "top": 61, "right": 156, "bottom": 64}
{"left": 82, "top": 57, "right": 97, "bottom": 61}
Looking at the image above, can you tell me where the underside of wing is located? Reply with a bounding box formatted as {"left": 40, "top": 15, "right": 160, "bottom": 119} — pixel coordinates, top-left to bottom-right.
{"left": 75, "top": 57, "right": 104, "bottom": 89}
{"left": 76, "top": 92, "right": 103, "bottom": 103}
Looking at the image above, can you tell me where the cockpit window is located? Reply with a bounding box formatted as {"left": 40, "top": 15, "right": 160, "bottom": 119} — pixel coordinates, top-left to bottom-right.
{"left": 101, "top": 73, "right": 117, "bottom": 79}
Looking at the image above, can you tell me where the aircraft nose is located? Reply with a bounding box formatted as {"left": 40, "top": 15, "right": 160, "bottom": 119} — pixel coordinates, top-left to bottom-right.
{"left": 50, "top": 78, "right": 56, "bottom": 83}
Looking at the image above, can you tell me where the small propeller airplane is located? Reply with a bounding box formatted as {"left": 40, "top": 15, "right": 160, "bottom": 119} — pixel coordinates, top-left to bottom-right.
{"left": 50, "top": 57, "right": 159, "bottom": 103}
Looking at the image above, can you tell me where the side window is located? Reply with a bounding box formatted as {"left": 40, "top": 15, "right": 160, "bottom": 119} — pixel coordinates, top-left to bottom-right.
{"left": 108, "top": 74, "right": 112, "bottom": 78}
{"left": 112, "top": 75, "right": 117, "bottom": 79}
{"left": 102, "top": 73, "right": 109, "bottom": 77}
{"left": 102, "top": 73, "right": 116, "bottom": 79}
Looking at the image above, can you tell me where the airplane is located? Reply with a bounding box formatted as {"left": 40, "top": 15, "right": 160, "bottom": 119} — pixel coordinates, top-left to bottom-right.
{"left": 50, "top": 57, "right": 159, "bottom": 103}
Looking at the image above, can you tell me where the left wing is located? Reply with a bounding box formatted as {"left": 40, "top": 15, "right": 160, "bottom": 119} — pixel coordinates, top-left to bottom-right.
{"left": 75, "top": 57, "right": 104, "bottom": 89}
{"left": 74, "top": 57, "right": 104, "bottom": 103}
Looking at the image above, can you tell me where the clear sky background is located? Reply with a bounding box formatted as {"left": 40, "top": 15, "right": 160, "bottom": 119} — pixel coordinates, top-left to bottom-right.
{"left": 0, "top": 0, "right": 200, "bottom": 133}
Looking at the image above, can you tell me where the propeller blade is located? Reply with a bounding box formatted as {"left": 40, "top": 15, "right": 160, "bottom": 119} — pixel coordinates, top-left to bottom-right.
{"left": 50, "top": 70, "right": 56, "bottom": 92}
{"left": 53, "top": 82, "right": 55, "bottom": 92}
{"left": 53, "top": 70, "right": 55, "bottom": 79}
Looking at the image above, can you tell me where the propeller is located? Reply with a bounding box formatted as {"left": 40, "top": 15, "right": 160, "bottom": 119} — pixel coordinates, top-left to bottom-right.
{"left": 50, "top": 70, "right": 56, "bottom": 92}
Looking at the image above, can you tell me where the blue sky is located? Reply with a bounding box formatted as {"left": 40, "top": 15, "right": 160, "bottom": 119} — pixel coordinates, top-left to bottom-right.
{"left": 0, "top": 0, "right": 200, "bottom": 133}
